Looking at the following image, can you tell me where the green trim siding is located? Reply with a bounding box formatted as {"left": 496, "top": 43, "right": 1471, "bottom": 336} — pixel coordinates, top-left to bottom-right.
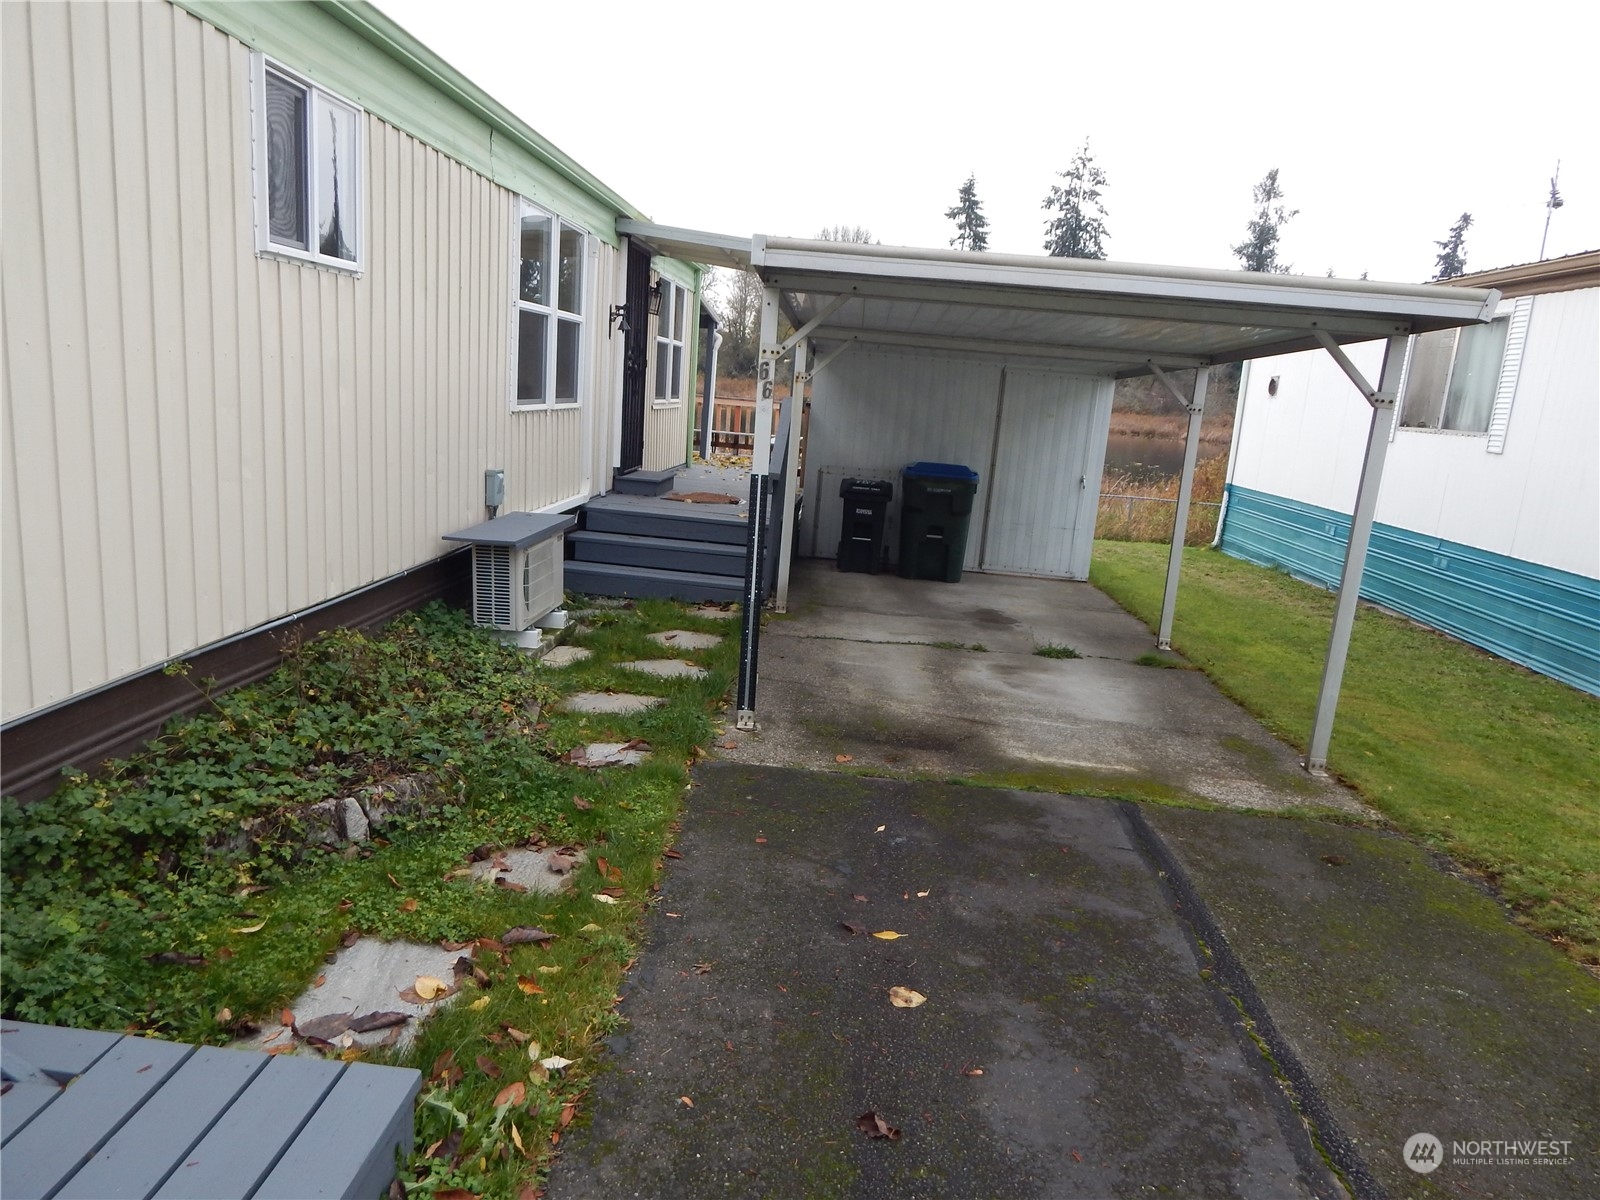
{"left": 172, "top": 0, "right": 637, "bottom": 245}
{"left": 1219, "top": 485, "right": 1600, "bottom": 696}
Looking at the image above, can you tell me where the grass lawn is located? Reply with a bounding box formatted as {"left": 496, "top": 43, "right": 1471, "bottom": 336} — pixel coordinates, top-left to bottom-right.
{"left": 1, "top": 599, "right": 739, "bottom": 1198}
{"left": 1090, "top": 541, "right": 1600, "bottom": 968}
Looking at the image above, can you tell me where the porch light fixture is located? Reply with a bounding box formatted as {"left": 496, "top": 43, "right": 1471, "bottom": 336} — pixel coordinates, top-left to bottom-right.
{"left": 608, "top": 303, "right": 630, "bottom": 335}
{"left": 648, "top": 280, "right": 664, "bottom": 316}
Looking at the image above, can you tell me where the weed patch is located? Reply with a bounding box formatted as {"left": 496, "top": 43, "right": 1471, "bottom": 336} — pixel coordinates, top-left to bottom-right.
{"left": 1034, "top": 643, "right": 1082, "bottom": 660}
{"left": 1, "top": 597, "right": 740, "bottom": 1197}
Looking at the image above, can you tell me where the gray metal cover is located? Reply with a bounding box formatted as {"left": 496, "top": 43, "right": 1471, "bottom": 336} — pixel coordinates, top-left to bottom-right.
{"left": 443, "top": 511, "right": 577, "bottom": 550}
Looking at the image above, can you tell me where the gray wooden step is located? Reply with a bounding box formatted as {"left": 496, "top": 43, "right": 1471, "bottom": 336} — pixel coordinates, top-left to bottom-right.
{"left": 570, "top": 530, "right": 746, "bottom": 577}
{"left": 583, "top": 505, "right": 748, "bottom": 545}
{"left": 609, "top": 468, "right": 678, "bottom": 497}
{"left": 564, "top": 561, "right": 744, "bottom": 603}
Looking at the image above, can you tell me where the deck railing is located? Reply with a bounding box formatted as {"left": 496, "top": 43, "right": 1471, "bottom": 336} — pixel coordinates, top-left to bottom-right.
{"left": 695, "top": 396, "right": 783, "bottom": 453}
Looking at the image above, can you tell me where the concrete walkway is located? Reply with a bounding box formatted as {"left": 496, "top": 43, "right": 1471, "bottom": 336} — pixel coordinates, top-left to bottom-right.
{"left": 720, "top": 562, "right": 1364, "bottom": 814}
{"left": 548, "top": 566, "right": 1600, "bottom": 1199}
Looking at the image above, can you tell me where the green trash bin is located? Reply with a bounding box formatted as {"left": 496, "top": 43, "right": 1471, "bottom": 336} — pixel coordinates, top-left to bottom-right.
{"left": 898, "top": 462, "right": 979, "bottom": 582}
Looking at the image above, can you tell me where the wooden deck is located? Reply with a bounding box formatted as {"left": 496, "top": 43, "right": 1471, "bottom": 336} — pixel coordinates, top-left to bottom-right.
{"left": 1, "top": 1020, "right": 419, "bottom": 1200}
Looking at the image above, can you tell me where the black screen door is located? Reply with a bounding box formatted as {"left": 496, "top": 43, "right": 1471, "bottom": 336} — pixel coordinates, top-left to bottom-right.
{"left": 619, "top": 241, "right": 651, "bottom": 474}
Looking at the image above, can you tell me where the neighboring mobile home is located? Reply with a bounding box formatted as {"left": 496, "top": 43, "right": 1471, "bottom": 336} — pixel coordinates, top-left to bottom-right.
{"left": 1, "top": 0, "right": 703, "bottom": 797}
{"left": 1217, "top": 252, "right": 1600, "bottom": 695}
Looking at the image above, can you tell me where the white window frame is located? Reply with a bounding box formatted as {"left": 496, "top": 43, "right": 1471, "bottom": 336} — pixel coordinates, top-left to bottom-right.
{"left": 1397, "top": 309, "right": 1514, "bottom": 436}
{"left": 652, "top": 280, "right": 688, "bottom": 407}
{"left": 509, "top": 198, "right": 588, "bottom": 412}
{"left": 248, "top": 53, "right": 363, "bottom": 274}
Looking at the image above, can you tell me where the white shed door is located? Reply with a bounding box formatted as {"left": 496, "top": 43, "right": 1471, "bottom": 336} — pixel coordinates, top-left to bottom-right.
{"left": 980, "top": 369, "right": 1104, "bottom": 578}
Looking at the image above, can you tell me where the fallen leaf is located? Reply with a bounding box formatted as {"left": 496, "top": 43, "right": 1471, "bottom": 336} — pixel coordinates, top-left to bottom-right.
{"left": 754, "top": 836, "right": 767, "bottom": 845}
{"left": 536, "top": 965, "right": 561, "bottom": 975}
{"left": 349, "top": 1011, "right": 409, "bottom": 1033}
{"left": 888, "top": 986, "right": 927, "bottom": 1008}
{"left": 215, "top": 1007, "right": 233, "bottom": 1024}
{"left": 341, "top": 928, "right": 361, "bottom": 948}
{"left": 852, "top": 894, "right": 868, "bottom": 903}
{"left": 502, "top": 926, "right": 555, "bottom": 946}
{"left": 875, "top": 824, "right": 886, "bottom": 833}
{"left": 503, "top": 1025, "right": 531, "bottom": 1044}
{"left": 720, "top": 742, "right": 738, "bottom": 750}
{"left": 692, "top": 961, "right": 713, "bottom": 974}
{"left": 280, "top": 1009, "right": 295, "bottom": 1027}
{"left": 232, "top": 920, "right": 267, "bottom": 934}
{"left": 598, "top": 886, "right": 626, "bottom": 897}
{"left": 872, "top": 931, "right": 905, "bottom": 940}
{"left": 511, "top": 1121, "right": 527, "bottom": 1155}
{"left": 916, "top": 890, "right": 931, "bottom": 898}
{"left": 295, "top": 1012, "right": 353, "bottom": 1040}
{"left": 540, "top": 1055, "right": 574, "bottom": 1071}
{"left": 495, "top": 879, "right": 529, "bottom": 893}
{"left": 1320, "top": 854, "right": 1349, "bottom": 867}
{"left": 436, "top": 1190, "right": 476, "bottom": 1200}
{"left": 835, "top": 754, "right": 854, "bottom": 763}
{"left": 679, "top": 1095, "right": 695, "bottom": 1108}
{"left": 856, "top": 1111, "right": 902, "bottom": 1140}
{"left": 559, "top": 1102, "right": 576, "bottom": 1128}
{"left": 468, "top": 995, "right": 491, "bottom": 1011}
{"left": 663, "top": 849, "right": 682, "bottom": 860}
{"left": 1070, "top": 1150, "right": 1083, "bottom": 1163}
{"left": 592, "top": 894, "right": 618, "bottom": 905}
{"left": 399, "top": 897, "right": 418, "bottom": 913}
{"left": 526, "top": 1041, "right": 543, "bottom": 1063}
{"left": 476, "top": 1054, "right": 502, "bottom": 1079}
{"left": 571, "top": 796, "right": 592, "bottom": 811}
{"left": 578, "top": 923, "right": 603, "bottom": 933}
{"left": 839, "top": 921, "right": 866, "bottom": 936}
{"left": 413, "top": 976, "right": 449, "bottom": 1001}
{"left": 313, "top": 974, "right": 326, "bottom": 988}
{"left": 265, "top": 1043, "right": 295, "bottom": 1056}
{"left": 517, "top": 1185, "right": 542, "bottom": 1200}
{"left": 385, "top": 872, "right": 402, "bottom": 890}
{"left": 595, "top": 856, "right": 623, "bottom": 883}
{"left": 516, "top": 977, "right": 544, "bottom": 995}
{"left": 963, "top": 1066, "right": 985, "bottom": 1076}
{"left": 215, "top": 947, "right": 235, "bottom": 960}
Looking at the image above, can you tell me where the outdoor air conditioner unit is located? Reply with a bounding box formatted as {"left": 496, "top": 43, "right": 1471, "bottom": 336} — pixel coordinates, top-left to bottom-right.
{"left": 443, "top": 511, "right": 577, "bottom": 636}
{"left": 471, "top": 539, "right": 562, "bottom": 632}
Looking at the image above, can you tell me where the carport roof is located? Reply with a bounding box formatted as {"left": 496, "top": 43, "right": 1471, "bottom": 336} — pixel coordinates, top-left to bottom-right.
{"left": 618, "top": 221, "right": 1501, "bottom": 377}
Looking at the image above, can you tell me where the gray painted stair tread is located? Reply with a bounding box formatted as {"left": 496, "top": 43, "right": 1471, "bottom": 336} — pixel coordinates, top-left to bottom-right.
{"left": 55, "top": 1046, "right": 269, "bottom": 1200}
{"left": 0, "top": 1020, "right": 123, "bottom": 1080}
{"left": 570, "top": 530, "right": 743, "bottom": 557}
{"left": 153, "top": 1054, "right": 342, "bottom": 1200}
{"left": 1, "top": 1046, "right": 51, "bottom": 1086}
{"left": 1, "top": 1081, "right": 62, "bottom": 1147}
{"left": 564, "top": 562, "right": 744, "bottom": 599}
{"left": 582, "top": 508, "right": 749, "bottom": 545}
{"left": 254, "top": 1062, "right": 422, "bottom": 1200}
{"left": 3, "top": 1035, "right": 193, "bottom": 1200}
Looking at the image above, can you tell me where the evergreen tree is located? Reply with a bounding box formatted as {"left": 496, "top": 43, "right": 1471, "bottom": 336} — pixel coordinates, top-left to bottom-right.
{"left": 1432, "top": 212, "right": 1472, "bottom": 280}
{"left": 1232, "top": 168, "right": 1298, "bottom": 272}
{"left": 1042, "top": 139, "right": 1109, "bottom": 259}
{"left": 945, "top": 175, "right": 990, "bottom": 251}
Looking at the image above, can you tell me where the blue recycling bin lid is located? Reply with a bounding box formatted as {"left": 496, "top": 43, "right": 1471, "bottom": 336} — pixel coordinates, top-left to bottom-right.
{"left": 904, "top": 461, "right": 978, "bottom": 481}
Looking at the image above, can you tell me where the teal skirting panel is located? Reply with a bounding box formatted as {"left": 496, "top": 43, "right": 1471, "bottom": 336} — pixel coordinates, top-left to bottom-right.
{"left": 1218, "top": 484, "right": 1600, "bottom": 696}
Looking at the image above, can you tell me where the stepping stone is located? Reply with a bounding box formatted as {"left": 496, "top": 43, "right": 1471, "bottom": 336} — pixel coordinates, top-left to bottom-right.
{"left": 569, "top": 742, "right": 652, "bottom": 768}
{"left": 557, "top": 691, "right": 664, "bottom": 714}
{"left": 540, "top": 646, "right": 592, "bottom": 667}
{"left": 237, "top": 939, "right": 464, "bottom": 1054}
{"left": 618, "top": 659, "right": 708, "bottom": 679}
{"left": 468, "top": 846, "right": 586, "bottom": 895}
{"left": 648, "top": 630, "right": 723, "bottom": 650}
{"left": 688, "top": 605, "right": 738, "bottom": 621}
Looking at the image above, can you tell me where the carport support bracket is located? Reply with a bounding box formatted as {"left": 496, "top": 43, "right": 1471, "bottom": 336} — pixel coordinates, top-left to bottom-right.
{"left": 736, "top": 286, "right": 783, "bottom": 730}
{"left": 1304, "top": 333, "right": 1408, "bottom": 772}
{"left": 1153, "top": 365, "right": 1209, "bottom": 650}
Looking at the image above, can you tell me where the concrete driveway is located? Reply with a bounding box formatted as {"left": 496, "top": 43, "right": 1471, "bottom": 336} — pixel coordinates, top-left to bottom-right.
{"left": 726, "top": 561, "right": 1362, "bottom": 814}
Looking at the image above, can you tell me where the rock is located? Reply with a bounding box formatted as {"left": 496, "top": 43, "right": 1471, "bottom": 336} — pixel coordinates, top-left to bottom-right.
{"left": 557, "top": 691, "right": 664, "bottom": 714}
{"left": 299, "top": 799, "right": 343, "bottom": 848}
{"left": 539, "top": 646, "right": 592, "bottom": 668}
{"left": 648, "top": 630, "right": 723, "bottom": 650}
{"left": 617, "top": 659, "right": 708, "bottom": 679}
{"left": 339, "top": 797, "right": 370, "bottom": 842}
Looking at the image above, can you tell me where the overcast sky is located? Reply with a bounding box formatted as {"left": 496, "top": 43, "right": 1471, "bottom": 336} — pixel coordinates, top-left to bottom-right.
{"left": 376, "top": 0, "right": 1595, "bottom": 284}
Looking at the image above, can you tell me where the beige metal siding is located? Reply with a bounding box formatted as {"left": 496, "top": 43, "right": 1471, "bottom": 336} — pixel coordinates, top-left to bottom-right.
{"left": 1, "top": 0, "right": 612, "bottom": 722}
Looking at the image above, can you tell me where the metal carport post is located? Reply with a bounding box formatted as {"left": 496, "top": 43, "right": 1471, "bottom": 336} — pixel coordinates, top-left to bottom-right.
{"left": 735, "top": 286, "right": 782, "bottom": 730}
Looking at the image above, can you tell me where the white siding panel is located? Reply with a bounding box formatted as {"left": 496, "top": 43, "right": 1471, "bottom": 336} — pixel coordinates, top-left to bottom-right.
{"left": 801, "top": 348, "right": 1003, "bottom": 568}
{"left": 1229, "top": 289, "right": 1599, "bottom": 579}
{"left": 0, "top": 0, "right": 627, "bottom": 723}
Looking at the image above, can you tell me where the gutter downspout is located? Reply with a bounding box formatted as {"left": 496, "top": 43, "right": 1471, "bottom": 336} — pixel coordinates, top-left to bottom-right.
{"left": 701, "top": 330, "right": 722, "bottom": 462}
{"left": 1212, "top": 360, "right": 1250, "bottom": 548}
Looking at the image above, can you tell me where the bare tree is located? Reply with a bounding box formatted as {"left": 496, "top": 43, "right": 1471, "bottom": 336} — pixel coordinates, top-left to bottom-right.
{"left": 817, "top": 225, "right": 877, "bottom": 243}
{"left": 707, "top": 267, "right": 764, "bottom": 377}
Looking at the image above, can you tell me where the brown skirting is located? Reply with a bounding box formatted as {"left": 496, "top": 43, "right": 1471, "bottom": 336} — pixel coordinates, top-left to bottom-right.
{"left": 1, "top": 552, "right": 471, "bottom": 805}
